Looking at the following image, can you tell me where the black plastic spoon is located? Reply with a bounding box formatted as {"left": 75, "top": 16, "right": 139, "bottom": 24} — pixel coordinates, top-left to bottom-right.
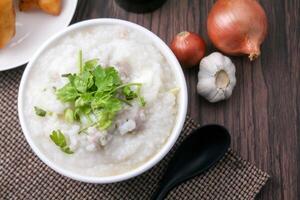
{"left": 151, "top": 124, "right": 231, "bottom": 200}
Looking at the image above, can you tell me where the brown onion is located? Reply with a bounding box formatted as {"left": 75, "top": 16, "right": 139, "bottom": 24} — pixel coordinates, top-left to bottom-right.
{"left": 207, "top": 0, "right": 268, "bottom": 60}
{"left": 170, "top": 31, "right": 206, "bottom": 68}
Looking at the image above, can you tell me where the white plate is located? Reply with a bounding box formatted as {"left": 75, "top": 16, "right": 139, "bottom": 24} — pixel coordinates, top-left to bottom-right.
{"left": 0, "top": 0, "right": 78, "bottom": 71}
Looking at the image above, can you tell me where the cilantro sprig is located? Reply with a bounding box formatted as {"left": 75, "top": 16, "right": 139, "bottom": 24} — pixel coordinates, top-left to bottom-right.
{"left": 55, "top": 50, "right": 146, "bottom": 132}
{"left": 50, "top": 130, "right": 74, "bottom": 154}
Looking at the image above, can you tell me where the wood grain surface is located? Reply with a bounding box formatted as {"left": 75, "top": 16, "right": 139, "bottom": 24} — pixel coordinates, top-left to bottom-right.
{"left": 72, "top": 0, "right": 300, "bottom": 199}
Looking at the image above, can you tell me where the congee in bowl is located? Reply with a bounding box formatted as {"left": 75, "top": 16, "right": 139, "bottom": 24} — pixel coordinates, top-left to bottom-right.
{"left": 19, "top": 19, "right": 187, "bottom": 182}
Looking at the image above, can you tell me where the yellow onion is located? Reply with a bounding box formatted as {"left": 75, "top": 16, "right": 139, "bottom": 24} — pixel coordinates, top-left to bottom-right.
{"left": 207, "top": 0, "right": 268, "bottom": 60}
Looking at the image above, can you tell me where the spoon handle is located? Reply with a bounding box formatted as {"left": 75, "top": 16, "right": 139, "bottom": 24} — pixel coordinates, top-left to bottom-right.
{"left": 151, "top": 182, "right": 174, "bottom": 200}
{"left": 151, "top": 187, "right": 168, "bottom": 200}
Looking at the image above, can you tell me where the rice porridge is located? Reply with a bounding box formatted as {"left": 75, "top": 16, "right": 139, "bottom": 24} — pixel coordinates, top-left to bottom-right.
{"left": 23, "top": 24, "right": 179, "bottom": 177}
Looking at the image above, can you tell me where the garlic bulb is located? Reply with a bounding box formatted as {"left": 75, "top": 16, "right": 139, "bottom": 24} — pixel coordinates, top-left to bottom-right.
{"left": 197, "top": 52, "right": 236, "bottom": 103}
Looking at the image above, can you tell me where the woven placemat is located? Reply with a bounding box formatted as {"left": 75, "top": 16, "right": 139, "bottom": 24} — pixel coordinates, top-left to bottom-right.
{"left": 0, "top": 68, "right": 269, "bottom": 200}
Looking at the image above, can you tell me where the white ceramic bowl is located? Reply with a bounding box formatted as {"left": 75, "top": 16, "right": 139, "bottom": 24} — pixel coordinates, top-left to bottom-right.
{"left": 18, "top": 19, "right": 188, "bottom": 184}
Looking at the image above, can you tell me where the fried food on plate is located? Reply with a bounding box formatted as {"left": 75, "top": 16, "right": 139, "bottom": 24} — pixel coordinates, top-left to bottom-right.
{"left": 39, "top": 0, "right": 62, "bottom": 15}
{"left": 19, "top": 0, "right": 39, "bottom": 11}
{"left": 19, "top": 0, "right": 62, "bottom": 16}
{"left": 0, "top": 0, "right": 16, "bottom": 48}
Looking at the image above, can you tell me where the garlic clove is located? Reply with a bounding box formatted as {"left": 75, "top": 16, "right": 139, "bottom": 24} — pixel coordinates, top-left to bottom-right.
{"left": 199, "top": 59, "right": 219, "bottom": 77}
{"left": 228, "top": 74, "right": 237, "bottom": 88}
{"left": 224, "top": 87, "right": 233, "bottom": 99}
{"left": 208, "top": 89, "right": 223, "bottom": 103}
{"left": 223, "top": 58, "right": 236, "bottom": 75}
{"left": 207, "top": 52, "right": 226, "bottom": 69}
{"left": 197, "top": 77, "right": 217, "bottom": 97}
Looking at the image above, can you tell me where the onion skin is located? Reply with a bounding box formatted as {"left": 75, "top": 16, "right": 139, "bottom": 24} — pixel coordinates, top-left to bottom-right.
{"left": 170, "top": 31, "right": 206, "bottom": 68}
{"left": 207, "top": 0, "right": 268, "bottom": 60}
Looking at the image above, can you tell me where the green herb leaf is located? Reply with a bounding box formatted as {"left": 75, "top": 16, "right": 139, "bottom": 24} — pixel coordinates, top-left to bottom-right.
{"left": 93, "top": 67, "right": 121, "bottom": 92}
{"left": 34, "top": 106, "right": 47, "bottom": 117}
{"left": 96, "top": 110, "right": 116, "bottom": 130}
{"left": 50, "top": 130, "right": 74, "bottom": 154}
{"left": 123, "top": 86, "right": 138, "bottom": 100}
{"left": 61, "top": 146, "right": 74, "bottom": 154}
{"left": 83, "top": 59, "right": 99, "bottom": 71}
{"left": 78, "top": 49, "right": 83, "bottom": 73}
{"left": 105, "top": 97, "right": 122, "bottom": 112}
{"left": 73, "top": 71, "right": 94, "bottom": 93}
{"left": 138, "top": 96, "right": 146, "bottom": 107}
{"left": 64, "top": 108, "right": 75, "bottom": 123}
{"left": 122, "top": 84, "right": 146, "bottom": 107}
{"left": 136, "top": 85, "right": 146, "bottom": 107}
{"left": 56, "top": 83, "right": 79, "bottom": 102}
{"left": 104, "top": 67, "right": 122, "bottom": 86}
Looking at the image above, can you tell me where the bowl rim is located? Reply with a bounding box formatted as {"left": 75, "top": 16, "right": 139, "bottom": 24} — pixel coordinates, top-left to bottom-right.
{"left": 18, "top": 18, "right": 188, "bottom": 184}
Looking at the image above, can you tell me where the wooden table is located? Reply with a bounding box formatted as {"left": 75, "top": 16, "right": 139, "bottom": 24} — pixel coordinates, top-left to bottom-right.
{"left": 73, "top": 0, "right": 299, "bottom": 199}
